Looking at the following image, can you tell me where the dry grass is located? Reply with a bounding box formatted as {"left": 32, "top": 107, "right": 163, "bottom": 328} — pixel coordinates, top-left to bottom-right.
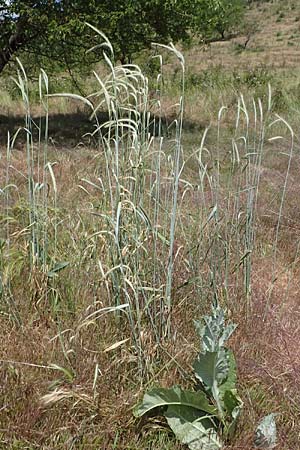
{"left": 229, "top": 261, "right": 300, "bottom": 448}
{"left": 1, "top": 3, "right": 300, "bottom": 449}
{"left": 1, "top": 120, "right": 300, "bottom": 448}
{"left": 185, "top": 0, "right": 300, "bottom": 72}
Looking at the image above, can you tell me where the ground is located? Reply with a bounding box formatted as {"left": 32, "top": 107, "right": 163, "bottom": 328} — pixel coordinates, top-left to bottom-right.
{"left": 1, "top": 1, "right": 300, "bottom": 449}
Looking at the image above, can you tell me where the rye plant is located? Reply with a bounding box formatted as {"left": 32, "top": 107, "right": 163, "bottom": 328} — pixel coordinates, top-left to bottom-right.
{"left": 0, "top": 59, "right": 63, "bottom": 318}
{"left": 185, "top": 84, "right": 297, "bottom": 318}
{"left": 50, "top": 26, "right": 186, "bottom": 368}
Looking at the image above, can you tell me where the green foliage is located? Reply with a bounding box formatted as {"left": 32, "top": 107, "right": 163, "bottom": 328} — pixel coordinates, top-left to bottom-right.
{"left": 184, "top": 68, "right": 231, "bottom": 90}
{"left": 193, "top": 306, "right": 241, "bottom": 431}
{"left": 233, "top": 67, "right": 274, "bottom": 89}
{"left": 135, "top": 305, "right": 243, "bottom": 449}
{"left": 193, "top": 0, "right": 246, "bottom": 40}
{"left": 0, "top": 0, "right": 246, "bottom": 75}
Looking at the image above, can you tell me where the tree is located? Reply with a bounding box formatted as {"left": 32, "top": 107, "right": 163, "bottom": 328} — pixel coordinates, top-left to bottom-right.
{"left": 193, "top": 0, "right": 247, "bottom": 41}
{"left": 0, "top": 0, "right": 246, "bottom": 75}
{"left": 211, "top": 0, "right": 246, "bottom": 40}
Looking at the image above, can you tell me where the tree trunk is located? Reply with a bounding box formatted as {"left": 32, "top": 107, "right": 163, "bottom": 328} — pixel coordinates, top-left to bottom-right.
{"left": 120, "top": 53, "right": 127, "bottom": 65}
{"left": 0, "top": 20, "right": 27, "bottom": 74}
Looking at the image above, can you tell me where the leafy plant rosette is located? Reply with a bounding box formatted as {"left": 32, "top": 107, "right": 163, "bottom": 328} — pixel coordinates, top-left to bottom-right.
{"left": 134, "top": 305, "right": 243, "bottom": 449}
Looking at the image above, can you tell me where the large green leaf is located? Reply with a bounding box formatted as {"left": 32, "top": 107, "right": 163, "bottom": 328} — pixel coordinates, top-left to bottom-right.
{"left": 165, "top": 405, "right": 222, "bottom": 450}
{"left": 193, "top": 350, "right": 229, "bottom": 391}
{"left": 193, "top": 343, "right": 238, "bottom": 422}
{"left": 134, "top": 385, "right": 217, "bottom": 418}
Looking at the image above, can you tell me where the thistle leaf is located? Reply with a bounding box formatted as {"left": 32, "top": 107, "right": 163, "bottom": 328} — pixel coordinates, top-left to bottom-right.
{"left": 134, "top": 385, "right": 216, "bottom": 418}
{"left": 193, "top": 349, "right": 229, "bottom": 391}
{"left": 165, "top": 405, "right": 222, "bottom": 450}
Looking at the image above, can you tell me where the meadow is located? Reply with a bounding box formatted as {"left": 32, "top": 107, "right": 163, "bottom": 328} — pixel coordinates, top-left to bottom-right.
{"left": 1, "top": 1, "right": 300, "bottom": 449}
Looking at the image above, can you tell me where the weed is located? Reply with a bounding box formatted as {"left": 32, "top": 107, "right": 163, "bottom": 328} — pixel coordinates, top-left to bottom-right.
{"left": 135, "top": 305, "right": 242, "bottom": 449}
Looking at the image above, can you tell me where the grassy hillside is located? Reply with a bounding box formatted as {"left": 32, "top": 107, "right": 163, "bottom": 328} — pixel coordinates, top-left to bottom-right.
{"left": 1, "top": 1, "right": 300, "bottom": 449}
{"left": 189, "top": 1, "right": 300, "bottom": 70}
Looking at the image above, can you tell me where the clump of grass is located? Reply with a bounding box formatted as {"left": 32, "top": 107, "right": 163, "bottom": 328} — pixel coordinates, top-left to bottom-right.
{"left": 48, "top": 28, "right": 189, "bottom": 358}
